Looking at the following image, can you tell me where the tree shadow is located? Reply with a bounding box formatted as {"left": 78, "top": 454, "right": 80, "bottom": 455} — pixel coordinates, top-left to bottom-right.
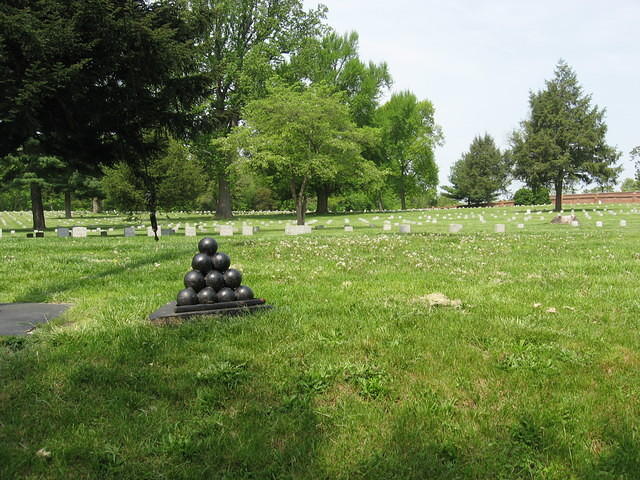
{"left": 12, "top": 250, "right": 180, "bottom": 303}
{"left": 0, "top": 319, "right": 325, "bottom": 479}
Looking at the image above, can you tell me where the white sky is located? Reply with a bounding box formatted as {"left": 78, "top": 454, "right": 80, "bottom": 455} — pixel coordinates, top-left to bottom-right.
{"left": 303, "top": 0, "right": 640, "bottom": 190}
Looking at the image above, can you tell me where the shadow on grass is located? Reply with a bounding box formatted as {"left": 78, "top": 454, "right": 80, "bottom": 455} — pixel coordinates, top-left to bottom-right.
{"left": 3, "top": 316, "right": 640, "bottom": 479}
{"left": 12, "top": 249, "right": 180, "bottom": 304}
{"left": 0, "top": 320, "right": 325, "bottom": 479}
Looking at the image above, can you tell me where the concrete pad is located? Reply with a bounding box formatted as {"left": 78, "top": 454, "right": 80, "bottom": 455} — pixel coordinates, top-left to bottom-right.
{"left": 0, "top": 303, "right": 72, "bottom": 335}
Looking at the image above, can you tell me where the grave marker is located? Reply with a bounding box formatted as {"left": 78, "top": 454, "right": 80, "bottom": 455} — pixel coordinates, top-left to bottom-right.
{"left": 72, "top": 227, "right": 88, "bottom": 238}
{"left": 219, "top": 225, "right": 234, "bottom": 236}
{"left": 242, "top": 225, "right": 254, "bottom": 236}
{"left": 285, "top": 225, "right": 312, "bottom": 235}
{"left": 495, "top": 224, "right": 505, "bottom": 233}
{"left": 124, "top": 227, "right": 136, "bottom": 237}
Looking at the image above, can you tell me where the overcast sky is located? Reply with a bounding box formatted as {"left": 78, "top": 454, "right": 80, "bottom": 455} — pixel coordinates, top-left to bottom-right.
{"left": 303, "top": 0, "right": 639, "bottom": 190}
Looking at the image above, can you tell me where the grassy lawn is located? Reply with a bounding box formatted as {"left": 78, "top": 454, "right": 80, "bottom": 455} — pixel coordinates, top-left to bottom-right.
{"left": 1, "top": 205, "right": 639, "bottom": 479}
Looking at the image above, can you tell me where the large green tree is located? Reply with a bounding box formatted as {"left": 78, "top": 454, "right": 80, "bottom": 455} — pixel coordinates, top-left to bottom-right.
{"left": 510, "top": 60, "right": 620, "bottom": 211}
{"left": 375, "top": 91, "right": 442, "bottom": 210}
{"left": 224, "top": 84, "right": 375, "bottom": 225}
{"left": 1, "top": 0, "right": 208, "bottom": 234}
{"left": 188, "top": 0, "right": 325, "bottom": 219}
{"left": 443, "top": 134, "right": 510, "bottom": 205}
{"left": 281, "top": 30, "right": 391, "bottom": 213}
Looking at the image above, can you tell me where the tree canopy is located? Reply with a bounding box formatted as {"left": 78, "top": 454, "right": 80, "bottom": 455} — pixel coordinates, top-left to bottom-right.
{"left": 375, "top": 91, "right": 442, "bottom": 209}
{"left": 224, "top": 84, "right": 375, "bottom": 225}
{"left": 1, "top": 0, "right": 210, "bottom": 233}
{"left": 280, "top": 29, "right": 391, "bottom": 212}
{"left": 188, "top": 0, "right": 326, "bottom": 218}
{"left": 510, "top": 60, "right": 620, "bottom": 211}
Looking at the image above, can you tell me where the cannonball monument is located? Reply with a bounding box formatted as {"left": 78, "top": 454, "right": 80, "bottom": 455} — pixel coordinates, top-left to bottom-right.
{"left": 149, "top": 237, "right": 271, "bottom": 323}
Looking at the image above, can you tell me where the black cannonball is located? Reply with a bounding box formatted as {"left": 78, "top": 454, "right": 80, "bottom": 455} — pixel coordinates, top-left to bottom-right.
{"left": 212, "top": 252, "right": 231, "bottom": 272}
{"left": 183, "top": 270, "right": 205, "bottom": 291}
{"left": 192, "top": 253, "right": 213, "bottom": 273}
{"left": 223, "top": 268, "right": 242, "bottom": 289}
{"left": 176, "top": 287, "right": 198, "bottom": 306}
{"left": 198, "top": 237, "right": 218, "bottom": 255}
{"left": 234, "top": 285, "right": 254, "bottom": 301}
{"left": 216, "top": 287, "right": 235, "bottom": 303}
{"left": 205, "top": 270, "right": 224, "bottom": 291}
{"left": 197, "top": 286, "right": 217, "bottom": 304}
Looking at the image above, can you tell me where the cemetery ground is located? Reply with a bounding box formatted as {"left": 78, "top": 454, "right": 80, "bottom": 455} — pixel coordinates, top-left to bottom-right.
{"left": 1, "top": 205, "right": 639, "bottom": 479}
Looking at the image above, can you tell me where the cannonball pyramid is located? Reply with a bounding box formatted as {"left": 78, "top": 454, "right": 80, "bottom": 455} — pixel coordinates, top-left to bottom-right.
{"left": 149, "top": 237, "right": 271, "bottom": 322}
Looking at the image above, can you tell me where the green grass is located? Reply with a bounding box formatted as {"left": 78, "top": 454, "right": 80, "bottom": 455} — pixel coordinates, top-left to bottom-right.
{"left": 1, "top": 205, "right": 640, "bottom": 479}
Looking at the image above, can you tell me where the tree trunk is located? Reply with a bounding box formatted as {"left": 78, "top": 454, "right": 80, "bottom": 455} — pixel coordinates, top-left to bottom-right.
{"left": 64, "top": 191, "right": 72, "bottom": 219}
{"left": 399, "top": 173, "right": 407, "bottom": 210}
{"left": 377, "top": 193, "right": 384, "bottom": 211}
{"left": 30, "top": 182, "right": 46, "bottom": 231}
{"left": 315, "top": 184, "right": 330, "bottom": 214}
{"left": 554, "top": 178, "right": 563, "bottom": 212}
{"left": 92, "top": 197, "right": 102, "bottom": 213}
{"left": 215, "top": 175, "right": 233, "bottom": 219}
{"left": 292, "top": 177, "right": 308, "bottom": 225}
{"left": 145, "top": 186, "right": 159, "bottom": 242}
{"left": 296, "top": 195, "right": 306, "bottom": 225}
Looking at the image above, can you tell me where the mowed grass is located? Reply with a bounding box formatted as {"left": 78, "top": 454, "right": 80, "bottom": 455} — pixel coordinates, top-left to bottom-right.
{"left": 1, "top": 205, "right": 640, "bottom": 479}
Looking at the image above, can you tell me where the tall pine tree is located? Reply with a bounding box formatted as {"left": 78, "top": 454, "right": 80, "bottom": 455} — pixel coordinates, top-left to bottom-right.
{"left": 510, "top": 60, "right": 619, "bottom": 211}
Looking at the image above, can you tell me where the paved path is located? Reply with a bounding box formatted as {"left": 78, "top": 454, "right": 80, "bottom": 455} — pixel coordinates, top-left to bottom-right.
{"left": 0, "top": 303, "right": 71, "bottom": 335}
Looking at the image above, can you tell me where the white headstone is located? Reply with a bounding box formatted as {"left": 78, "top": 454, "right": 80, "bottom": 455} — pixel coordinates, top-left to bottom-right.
{"left": 147, "top": 226, "right": 161, "bottom": 237}
{"left": 571, "top": 220, "right": 580, "bottom": 227}
{"left": 242, "top": 225, "right": 254, "bottom": 236}
{"left": 399, "top": 224, "right": 411, "bottom": 234}
{"left": 449, "top": 224, "right": 462, "bottom": 233}
{"left": 285, "top": 225, "right": 312, "bottom": 235}
{"left": 495, "top": 224, "right": 506, "bottom": 233}
{"left": 219, "top": 225, "right": 234, "bottom": 236}
{"left": 124, "top": 227, "right": 136, "bottom": 237}
{"left": 72, "top": 227, "right": 88, "bottom": 238}
{"left": 382, "top": 223, "right": 392, "bottom": 231}
{"left": 344, "top": 225, "right": 353, "bottom": 232}
{"left": 619, "top": 220, "right": 627, "bottom": 227}
{"left": 185, "top": 226, "right": 196, "bottom": 237}
{"left": 596, "top": 221, "right": 603, "bottom": 228}
{"left": 0, "top": 228, "right": 2, "bottom": 238}
{"left": 517, "top": 224, "right": 524, "bottom": 229}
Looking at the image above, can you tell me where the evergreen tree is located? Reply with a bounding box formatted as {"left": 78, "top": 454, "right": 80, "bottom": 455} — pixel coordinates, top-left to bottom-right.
{"left": 443, "top": 134, "right": 509, "bottom": 205}
{"left": 1, "top": 0, "right": 209, "bottom": 234}
{"left": 510, "top": 60, "right": 620, "bottom": 211}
